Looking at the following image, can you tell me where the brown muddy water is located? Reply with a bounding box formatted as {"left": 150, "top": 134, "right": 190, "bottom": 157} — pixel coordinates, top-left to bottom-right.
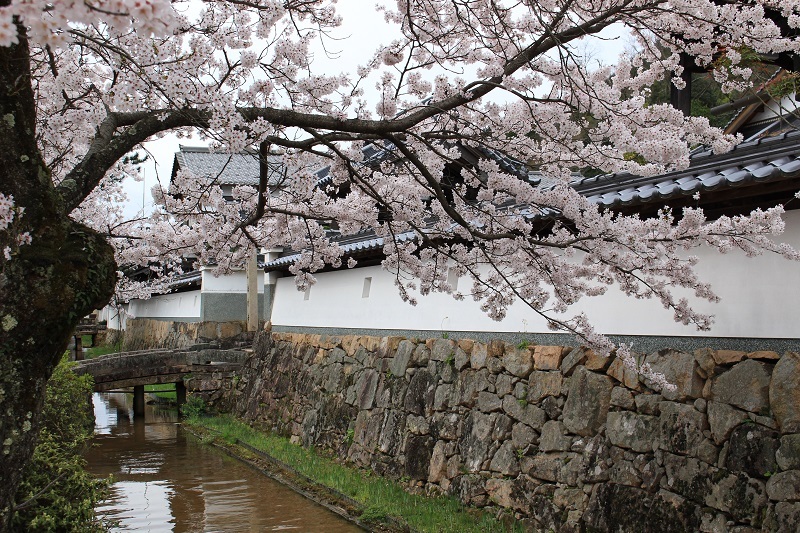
{"left": 86, "top": 393, "right": 362, "bottom": 532}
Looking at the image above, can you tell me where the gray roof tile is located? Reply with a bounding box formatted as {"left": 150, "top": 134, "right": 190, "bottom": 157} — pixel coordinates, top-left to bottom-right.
{"left": 174, "top": 146, "right": 286, "bottom": 187}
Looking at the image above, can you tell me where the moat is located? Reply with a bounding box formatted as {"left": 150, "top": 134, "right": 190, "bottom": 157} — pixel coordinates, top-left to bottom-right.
{"left": 86, "top": 393, "right": 361, "bottom": 532}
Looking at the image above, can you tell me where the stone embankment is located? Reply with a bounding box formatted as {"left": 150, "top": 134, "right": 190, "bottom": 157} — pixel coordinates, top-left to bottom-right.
{"left": 226, "top": 332, "right": 800, "bottom": 532}
{"left": 115, "top": 318, "right": 254, "bottom": 351}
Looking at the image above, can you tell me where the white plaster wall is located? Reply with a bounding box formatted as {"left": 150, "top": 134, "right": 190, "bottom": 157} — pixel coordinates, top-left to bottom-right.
{"left": 127, "top": 290, "right": 202, "bottom": 319}
{"left": 271, "top": 210, "right": 800, "bottom": 339}
{"left": 98, "top": 304, "right": 128, "bottom": 330}
{"left": 201, "top": 269, "right": 264, "bottom": 293}
{"left": 750, "top": 93, "right": 798, "bottom": 125}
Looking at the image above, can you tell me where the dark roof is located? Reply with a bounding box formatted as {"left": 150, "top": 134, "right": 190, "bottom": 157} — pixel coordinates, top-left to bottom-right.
{"left": 265, "top": 129, "right": 800, "bottom": 271}
{"left": 267, "top": 229, "right": 417, "bottom": 268}
{"left": 567, "top": 129, "right": 800, "bottom": 208}
{"left": 173, "top": 145, "right": 286, "bottom": 187}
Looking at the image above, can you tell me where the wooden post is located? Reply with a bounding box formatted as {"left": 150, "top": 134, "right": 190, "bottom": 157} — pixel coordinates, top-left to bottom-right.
{"left": 246, "top": 251, "right": 259, "bottom": 332}
{"left": 72, "top": 335, "right": 84, "bottom": 361}
{"left": 175, "top": 380, "right": 187, "bottom": 411}
{"left": 133, "top": 385, "right": 145, "bottom": 419}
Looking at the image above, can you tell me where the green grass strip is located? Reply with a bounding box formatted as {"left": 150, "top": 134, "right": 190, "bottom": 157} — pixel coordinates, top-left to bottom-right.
{"left": 83, "top": 344, "right": 120, "bottom": 358}
{"left": 144, "top": 384, "right": 177, "bottom": 401}
{"left": 186, "top": 414, "right": 524, "bottom": 533}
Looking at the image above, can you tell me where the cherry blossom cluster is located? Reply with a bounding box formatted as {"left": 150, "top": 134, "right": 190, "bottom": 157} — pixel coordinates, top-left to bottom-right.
{"left": 6, "top": 0, "right": 800, "bottom": 385}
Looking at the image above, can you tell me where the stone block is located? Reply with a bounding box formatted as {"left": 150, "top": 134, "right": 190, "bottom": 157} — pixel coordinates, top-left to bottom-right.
{"left": 411, "top": 343, "right": 430, "bottom": 367}
{"left": 486, "top": 354, "right": 504, "bottom": 374}
{"left": 470, "top": 342, "right": 487, "bottom": 370}
{"left": 713, "top": 349, "right": 746, "bottom": 365}
{"left": 771, "top": 502, "right": 800, "bottom": 533}
{"left": 477, "top": 391, "right": 503, "bottom": 413}
{"left": 560, "top": 347, "right": 588, "bottom": 376}
{"left": 430, "top": 338, "right": 456, "bottom": 362}
{"left": 607, "top": 411, "right": 659, "bottom": 453}
{"left": 777, "top": 434, "right": 800, "bottom": 471}
{"left": 360, "top": 335, "right": 381, "bottom": 352}
{"left": 404, "top": 369, "right": 436, "bottom": 416}
{"left": 724, "top": 423, "right": 778, "bottom": 479}
{"left": 454, "top": 368, "right": 490, "bottom": 408}
{"left": 428, "top": 440, "right": 448, "bottom": 483}
{"left": 582, "top": 483, "right": 703, "bottom": 532}
{"left": 379, "top": 335, "right": 403, "bottom": 354}
{"left": 662, "top": 453, "right": 712, "bottom": 504}
{"left": 460, "top": 412, "right": 496, "bottom": 472}
{"left": 453, "top": 347, "right": 470, "bottom": 371}
{"left": 767, "top": 470, "right": 800, "bottom": 502}
{"left": 503, "top": 346, "right": 534, "bottom": 377}
{"left": 707, "top": 400, "right": 748, "bottom": 445}
{"left": 610, "top": 386, "right": 635, "bottom": 409}
{"left": 711, "top": 359, "right": 771, "bottom": 414}
{"left": 377, "top": 410, "right": 405, "bottom": 455}
{"left": 502, "top": 395, "right": 546, "bottom": 429}
{"left": 770, "top": 352, "right": 800, "bottom": 434}
{"left": 404, "top": 435, "right": 434, "bottom": 481}
{"left": 511, "top": 422, "right": 537, "bottom": 450}
{"left": 495, "top": 373, "right": 514, "bottom": 397}
{"left": 489, "top": 441, "right": 520, "bottom": 477}
{"left": 585, "top": 349, "right": 613, "bottom": 371}
{"left": 533, "top": 345, "right": 565, "bottom": 370}
{"left": 643, "top": 349, "right": 703, "bottom": 401}
{"left": 389, "top": 339, "right": 414, "bottom": 377}
{"left": 553, "top": 487, "right": 588, "bottom": 511}
{"left": 609, "top": 459, "right": 643, "bottom": 487}
{"left": 694, "top": 348, "right": 717, "bottom": 379}
{"left": 747, "top": 350, "right": 780, "bottom": 361}
{"left": 522, "top": 452, "right": 576, "bottom": 482}
{"left": 457, "top": 474, "right": 488, "bottom": 506}
{"left": 634, "top": 393, "right": 661, "bottom": 415}
{"left": 340, "top": 335, "right": 359, "bottom": 356}
{"left": 575, "top": 434, "right": 611, "bottom": 484}
{"left": 457, "top": 338, "right": 474, "bottom": 354}
{"left": 562, "top": 366, "right": 613, "bottom": 437}
{"left": 433, "top": 383, "right": 452, "bottom": 412}
{"left": 704, "top": 472, "right": 768, "bottom": 523}
{"left": 528, "top": 371, "right": 562, "bottom": 403}
{"left": 486, "top": 478, "right": 515, "bottom": 508}
{"left": 659, "top": 401, "right": 708, "bottom": 456}
{"left": 406, "top": 414, "right": 430, "bottom": 435}
{"left": 607, "top": 357, "right": 641, "bottom": 390}
{"left": 487, "top": 339, "right": 505, "bottom": 357}
{"left": 539, "top": 420, "right": 572, "bottom": 452}
{"left": 355, "top": 368, "right": 379, "bottom": 410}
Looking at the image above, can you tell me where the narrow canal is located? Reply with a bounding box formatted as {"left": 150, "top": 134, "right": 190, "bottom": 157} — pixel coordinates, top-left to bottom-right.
{"left": 86, "top": 393, "right": 362, "bottom": 532}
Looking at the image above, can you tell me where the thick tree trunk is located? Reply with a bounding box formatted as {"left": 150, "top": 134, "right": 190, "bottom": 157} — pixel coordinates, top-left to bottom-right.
{"left": 0, "top": 19, "right": 117, "bottom": 530}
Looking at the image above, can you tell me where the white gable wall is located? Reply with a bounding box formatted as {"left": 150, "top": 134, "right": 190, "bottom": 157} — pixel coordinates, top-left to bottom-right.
{"left": 201, "top": 269, "right": 264, "bottom": 293}
{"left": 270, "top": 209, "right": 800, "bottom": 339}
{"left": 127, "top": 289, "right": 202, "bottom": 320}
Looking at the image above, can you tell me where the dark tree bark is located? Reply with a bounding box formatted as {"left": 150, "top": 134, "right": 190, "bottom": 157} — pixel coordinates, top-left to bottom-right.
{"left": 0, "top": 21, "right": 117, "bottom": 530}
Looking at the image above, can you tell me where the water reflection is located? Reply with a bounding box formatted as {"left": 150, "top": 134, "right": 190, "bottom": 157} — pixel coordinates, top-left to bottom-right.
{"left": 87, "top": 393, "right": 361, "bottom": 532}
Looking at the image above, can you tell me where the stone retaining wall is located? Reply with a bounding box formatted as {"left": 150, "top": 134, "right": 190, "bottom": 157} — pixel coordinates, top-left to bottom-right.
{"left": 117, "top": 318, "right": 252, "bottom": 350}
{"left": 228, "top": 331, "right": 800, "bottom": 532}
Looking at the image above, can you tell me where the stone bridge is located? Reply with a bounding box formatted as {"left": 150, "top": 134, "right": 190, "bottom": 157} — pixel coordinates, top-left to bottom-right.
{"left": 75, "top": 345, "right": 248, "bottom": 418}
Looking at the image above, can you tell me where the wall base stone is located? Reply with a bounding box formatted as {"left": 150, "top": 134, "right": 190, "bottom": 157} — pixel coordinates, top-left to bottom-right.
{"left": 116, "top": 318, "right": 254, "bottom": 350}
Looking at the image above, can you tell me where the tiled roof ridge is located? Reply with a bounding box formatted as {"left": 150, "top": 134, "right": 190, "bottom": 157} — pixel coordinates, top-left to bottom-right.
{"left": 572, "top": 129, "right": 800, "bottom": 196}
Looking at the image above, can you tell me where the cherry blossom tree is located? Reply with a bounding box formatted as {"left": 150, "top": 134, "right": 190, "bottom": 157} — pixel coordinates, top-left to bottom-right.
{"left": 1, "top": 0, "right": 799, "bottom": 524}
